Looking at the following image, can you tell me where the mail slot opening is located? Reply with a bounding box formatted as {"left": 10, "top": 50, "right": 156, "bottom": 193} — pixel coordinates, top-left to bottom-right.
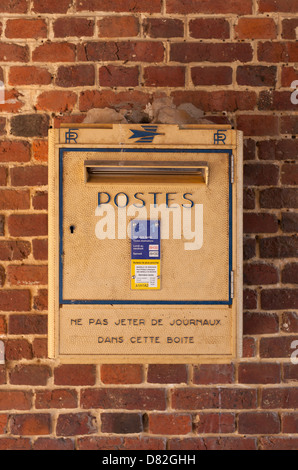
{"left": 85, "top": 160, "right": 209, "bottom": 184}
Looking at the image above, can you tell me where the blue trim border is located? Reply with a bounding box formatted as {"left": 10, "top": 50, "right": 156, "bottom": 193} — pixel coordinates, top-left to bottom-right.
{"left": 59, "top": 148, "right": 233, "bottom": 306}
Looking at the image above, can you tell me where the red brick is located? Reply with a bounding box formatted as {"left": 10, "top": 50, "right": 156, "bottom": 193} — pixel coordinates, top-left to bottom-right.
{"left": 244, "top": 312, "right": 279, "bottom": 335}
{"left": 79, "top": 41, "right": 164, "bottom": 62}
{"left": 5, "top": 338, "right": 32, "bottom": 359}
{"left": 53, "top": 17, "right": 94, "bottom": 38}
{"left": 0, "top": 241, "right": 31, "bottom": 261}
{"left": 10, "top": 413, "right": 51, "bottom": 435}
{"left": 148, "top": 413, "right": 192, "bottom": 435}
{"left": 81, "top": 388, "right": 166, "bottom": 410}
{"left": 193, "top": 364, "right": 234, "bottom": 384}
{"left": 101, "top": 364, "right": 143, "bottom": 384}
{"left": 32, "top": 140, "right": 48, "bottom": 162}
{"left": 56, "top": 65, "right": 95, "bottom": 87}
{"left": 171, "top": 388, "right": 219, "bottom": 410}
{"left": 282, "top": 164, "right": 298, "bottom": 185}
{"left": 281, "top": 66, "right": 298, "bottom": 87}
{"left": 143, "top": 18, "right": 183, "bottom": 38}
{"left": 259, "top": 90, "right": 297, "bottom": 111}
{"left": 0, "top": 190, "right": 30, "bottom": 210}
{"left": 0, "top": 89, "right": 24, "bottom": 114}
{"left": 282, "top": 312, "right": 298, "bottom": 333}
{"left": 282, "top": 19, "right": 298, "bottom": 40}
{"left": 32, "top": 42, "right": 76, "bottom": 62}
{"left": 243, "top": 188, "right": 255, "bottom": 210}
{"left": 258, "top": 41, "right": 298, "bottom": 63}
{"left": 189, "top": 18, "right": 230, "bottom": 39}
{"left": 170, "top": 42, "right": 252, "bottom": 63}
{"left": 260, "top": 188, "right": 298, "bottom": 209}
{"left": 166, "top": 0, "right": 252, "bottom": 14}
{"left": 169, "top": 437, "right": 257, "bottom": 450}
{"left": 98, "top": 16, "right": 139, "bottom": 37}
{"left": 36, "top": 90, "right": 77, "bottom": 113}
{"left": 0, "top": 290, "right": 30, "bottom": 312}
{"left": 147, "top": 364, "right": 187, "bottom": 384}
{"left": 9, "top": 66, "right": 52, "bottom": 86}
{"left": 235, "top": 18, "right": 276, "bottom": 39}
{"left": 0, "top": 0, "right": 28, "bottom": 13}
{"left": 101, "top": 413, "right": 143, "bottom": 434}
{"left": 77, "top": 0, "right": 161, "bottom": 12}
{"left": 33, "top": 289, "right": 48, "bottom": 311}
{"left": 79, "top": 89, "right": 150, "bottom": 112}
{"left": 77, "top": 436, "right": 165, "bottom": 450}
{"left": 243, "top": 289, "right": 257, "bottom": 309}
{"left": 259, "top": 0, "right": 298, "bottom": 12}
{"left": 244, "top": 163, "right": 279, "bottom": 186}
{"left": 258, "top": 139, "right": 298, "bottom": 161}
{"left": 32, "top": 191, "right": 48, "bottom": 210}
{"left": 238, "top": 412, "right": 280, "bottom": 434}
{"left": 282, "top": 263, "right": 298, "bottom": 284}
{"left": 0, "top": 316, "right": 6, "bottom": 335}
{"left": 0, "top": 390, "right": 31, "bottom": 410}
{"left": 0, "top": 438, "right": 31, "bottom": 450}
{"left": 260, "top": 236, "right": 298, "bottom": 258}
{"left": 238, "top": 363, "right": 281, "bottom": 384}
{"left": 9, "top": 314, "right": 47, "bottom": 335}
{"left": 35, "top": 390, "right": 77, "bottom": 409}
{"left": 32, "top": 239, "right": 48, "bottom": 261}
{"left": 260, "top": 336, "right": 298, "bottom": 359}
{"left": 10, "top": 166, "right": 48, "bottom": 187}
{"left": 244, "top": 262, "right": 278, "bottom": 285}
{"left": 220, "top": 388, "right": 257, "bottom": 409}
{"left": 243, "top": 213, "right": 278, "bottom": 234}
{"left": 11, "top": 114, "right": 50, "bottom": 138}
{"left": 0, "top": 140, "right": 30, "bottom": 163}
{"left": 262, "top": 387, "right": 298, "bottom": 409}
{"left": 282, "top": 413, "right": 298, "bottom": 433}
{"left": 54, "top": 365, "right": 96, "bottom": 386}
{"left": 237, "top": 114, "right": 278, "bottom": 137}
{"left": 56, "top": 412, "right": 97, "bottom": 436}
{"left": 5, "top": 19, "right": 47, "bottom": 39}
{"left": 0, "top": 216, "right": 4, "bottom": 236}
{"left": 99, "top": 65, "right": 139, "bottom": 87}
{"left": 242, "top": 337, "right": 256, "bottom": 358}
{"left": 33, "top": 438, "right": 74, "bottom": 450}
{"left": 0, "top": 414, "right": 8, "bottom": 433}
{"left": 191, "top": 66, "right": 232, "bottom": 86}
{"left": 281, "top": 116, "right": 298, "bottom": 135}
{"left": 237, "top": 65, "right": 276, "bottom": 87}
{"left": 144, "top": 66, "right": 185, "bottom": 87}
{"left": 32, "top": 338, "right": 47, "bottom": 357}
{"left": 7, "top": 265, "right": 48, "bottom": 286}
{"left": 10, "top": 365, "right": 51, "bottom": 385}
{"left": 283, "top": 363, "right": 298, "bottom": 380}
{"left": 32, "top": 0, "right": 72, "bottom": 13}
{"left": 194, "top": 412, "right": 235, "bottom": 434}
{"left": 261, "top": 289, "right": 298, "bottom": 310}
{"left": 8, "top": 214, "right": 47, "bottom": 237}
{"left": 0, "top": 43, "right": 29, "bottom": 62}
{"left": 261, "top": 437, "right": 298, "bottom": 451}
{"left": 0, "top": 168, "right": 7, "bottom": 186}
{"left": 172, "top": 90, "right": 256, "bottom": 112}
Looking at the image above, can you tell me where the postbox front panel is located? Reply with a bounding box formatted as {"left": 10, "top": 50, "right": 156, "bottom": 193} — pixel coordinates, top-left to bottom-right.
{"left": 61, "top": 150, "right": 230, "bottom": 303}
{"left": 48, "top": 125, "right": 243, "bottom": 363}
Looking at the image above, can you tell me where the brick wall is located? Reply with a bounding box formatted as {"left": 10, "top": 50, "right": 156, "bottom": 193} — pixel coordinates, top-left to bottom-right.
{"left": 0, "top": 0, "right": 297, "bottom": 450}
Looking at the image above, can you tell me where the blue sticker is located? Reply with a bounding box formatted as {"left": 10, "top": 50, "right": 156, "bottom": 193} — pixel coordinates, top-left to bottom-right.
{"left": 131, "top": 220, "right": 160, "bottom": 260}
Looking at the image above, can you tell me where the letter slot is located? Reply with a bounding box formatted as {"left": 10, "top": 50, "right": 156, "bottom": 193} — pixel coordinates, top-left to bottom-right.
{"left": 84, "top": 160, "right": 209, "bottom": 185}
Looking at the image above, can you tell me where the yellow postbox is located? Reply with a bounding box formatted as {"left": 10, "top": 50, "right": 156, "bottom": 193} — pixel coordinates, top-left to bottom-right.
{"left": 48, "top": 124, "right": 243, "bottom": 363}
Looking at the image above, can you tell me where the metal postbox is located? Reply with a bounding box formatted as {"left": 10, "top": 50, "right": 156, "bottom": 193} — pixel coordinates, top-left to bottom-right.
{"left": 48, "top": 124, "right": 243, "bottom": 363}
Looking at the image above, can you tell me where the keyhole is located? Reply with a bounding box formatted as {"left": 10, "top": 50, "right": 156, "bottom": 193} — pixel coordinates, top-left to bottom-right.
{"left": 70, "top": 225, "right": 75, "bottom": 234}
